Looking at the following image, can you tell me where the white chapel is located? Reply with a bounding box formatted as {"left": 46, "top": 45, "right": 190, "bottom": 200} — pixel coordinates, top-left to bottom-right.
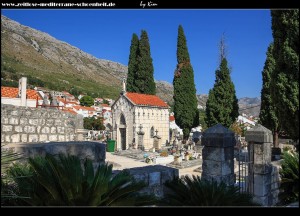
{"left": 111, "top": 80, "right": 170, "bottom": 151}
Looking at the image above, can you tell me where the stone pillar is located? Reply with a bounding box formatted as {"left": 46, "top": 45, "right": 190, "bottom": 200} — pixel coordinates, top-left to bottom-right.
{"left": 153, "top": 135, "right": 161, "bottom": 151}
{"left": 137, "top": 124, "right": 145, "bottom": 151}
{"left": 18, "top": 77, "right": 27, "bottom": 106}
{"left": 245, "top": 124, "right": 273, "bottom": 206}
{"left": 201, "top": 124, "right": 235, "bottom": 186}
{"left": 75, "top": 114, "right": 86, "bottom": 141}
{"left": 153, "top": 129, "right": 161, "bottom": 151}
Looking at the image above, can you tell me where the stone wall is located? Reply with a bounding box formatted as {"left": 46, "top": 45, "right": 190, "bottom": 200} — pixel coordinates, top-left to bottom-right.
{"left": 245, "top": 124, "right": 280, "bottom": 206}
{"left": 122, "top": 165, "right": 179, "bottom": 198}
{"left": 270, "top": 160, "right": 281, "bottom": 205}
{"left": 4, "top": 141, "right": 106, "bottom": 165}
{"left": 1, "top": 104, "right": 84, "bottom": 143}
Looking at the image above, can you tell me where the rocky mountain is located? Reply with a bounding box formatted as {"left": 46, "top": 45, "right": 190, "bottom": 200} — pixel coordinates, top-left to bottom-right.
{"left": 196, "top": 94, "right": 209, "bottom": 109}
{"left": 153, "top": 80, "right": 261, "bottom": 117}
{"left": 238, "top": 97, "right": 261, "bottom": 117}
{"left": 1, "top": 15, "right": 261, "bottom": 117}
{"left": 1, "top": 15, "right": 184, "bottom": 101}
{"left": 155, "top": 80, "right": 174, "bottom": 105}
{"left": 1, "top": 15, "right": 127, "bottom": 98}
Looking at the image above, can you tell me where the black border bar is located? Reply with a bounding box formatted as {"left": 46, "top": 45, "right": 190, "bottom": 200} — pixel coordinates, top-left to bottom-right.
{"left": 1, "top": 0, "right": 299, "bottom": 9}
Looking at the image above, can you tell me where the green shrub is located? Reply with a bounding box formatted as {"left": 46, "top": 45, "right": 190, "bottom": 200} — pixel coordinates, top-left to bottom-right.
{"left": 279, "top": 151, "right": 299, "bottom": 205}
{"left": 162, "top": 175, "right": 258, "bottom": 206}
{"left": 7, "top": 154, "right": 155, "bottom": 206}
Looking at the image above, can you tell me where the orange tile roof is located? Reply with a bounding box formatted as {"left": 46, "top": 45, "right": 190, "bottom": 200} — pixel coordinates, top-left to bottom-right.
{"left": 169, "top": 116, "right": 175, "bottom": 121}
{"left": 1, "top": 86, "right": 42, "bottom": 100}
{"left": 63, "top": 109, "right": 78, "bottom": 115}
{"left": 73, "top": 105, "right": 96, "bottom": 111}
{"left": 125, "top": 92, "right": 168, "bottom": 108}
{"left": 101, "top": 104, "right": 110, "bottom": 107}
{"left": 57, "top": 98, "right": 67, "bottom": 103}
{"left": 62, "top": 91, "right": 75, "bottom": 97}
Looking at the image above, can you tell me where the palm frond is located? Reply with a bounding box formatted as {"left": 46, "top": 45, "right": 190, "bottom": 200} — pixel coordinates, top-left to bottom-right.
{"left": 5, "top": 154, "right": 153, "bottom": 206}
{"left": 279, "top": 151, "right": 299, "bottom": 205}
{"left": 163, "top": 175, "right": 257, "bottom": 206}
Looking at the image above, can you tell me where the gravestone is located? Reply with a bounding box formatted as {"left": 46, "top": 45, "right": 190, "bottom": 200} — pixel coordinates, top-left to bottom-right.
{"left": 153, "top": 129, "right": 161, "bottom": 151}
{"left": 137, "top": 124, "right": 145, "bottom": 151}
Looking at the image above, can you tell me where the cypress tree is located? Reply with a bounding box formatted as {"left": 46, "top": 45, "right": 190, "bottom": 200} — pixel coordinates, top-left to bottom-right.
{"left": 173, "top": 25, "right": 199, "bottom": 140}
{"left": 259, "top": 43, "right": 280, "bottom": 147}
{"left": 271, "top": 10, "right": 299, "bottom": 140}
{"left": 205, "top": 40, "right": 239, "bottom": 128}
{"left": 126, "top": 33, "right": 139, "bottom": 92}
{"left": 135, "top": 30, "right": 156, "bottom": 95}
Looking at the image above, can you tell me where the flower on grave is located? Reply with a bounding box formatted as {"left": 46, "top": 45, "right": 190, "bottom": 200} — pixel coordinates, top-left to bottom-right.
{"left": 145, "top": 156, "right": 154, "bottom": 163}
{"left": 160, "top": 151, "right": 169, "bottom": 157}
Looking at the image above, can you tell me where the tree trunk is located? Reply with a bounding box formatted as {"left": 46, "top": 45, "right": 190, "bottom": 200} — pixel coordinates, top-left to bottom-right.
{"left": 273, "top": 131, "right": 279, "bottom": 148}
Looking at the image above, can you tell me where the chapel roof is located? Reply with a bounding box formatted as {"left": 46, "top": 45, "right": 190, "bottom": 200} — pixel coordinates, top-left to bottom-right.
{"left": 125, "top": 92, "right": 169, "bottom": 108}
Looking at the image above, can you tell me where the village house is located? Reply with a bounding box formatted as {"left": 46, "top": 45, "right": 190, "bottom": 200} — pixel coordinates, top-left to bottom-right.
{"left": 62, "top": 91, "right": 77, "bottom": 102}
{"left": 101, "top": 103, "right": 111, "bottom": 111}
{"left": 73, "top": 105, "right": 97, "bottom": 118}
{"left": 237, "top": 115, "right": 256, "bottom": 130}
{"left": 56, "top": 97, "right": 79, "bottom": 108}
{"left": 111, "top": 80, "right": 170, "bottom": 151}
{"left": 1, "top": 77, "right": 43, "bottom": 107}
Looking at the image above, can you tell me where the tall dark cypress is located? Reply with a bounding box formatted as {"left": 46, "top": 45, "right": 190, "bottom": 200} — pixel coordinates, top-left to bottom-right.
{"left": 135, "top": 30, "right": 156, "bottom": 95}
{"left": 205, "top": 43, "right": 239, "bottom": 128}
{"left": 271, "top": 10, "right": 299, "bottom": 140}
{"left": 126, "top": 33, "right": 139, "bottom": 92}
{"left": 259, "top": 43, "right": 280, "bottom": 147}
{"left": 173, "top": 25, "right": 199, "bottom": 140}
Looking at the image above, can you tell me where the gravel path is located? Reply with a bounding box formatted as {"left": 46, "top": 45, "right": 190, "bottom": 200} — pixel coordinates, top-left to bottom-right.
{"left": 105, "top": 152, "right": 201, "bottom": 177}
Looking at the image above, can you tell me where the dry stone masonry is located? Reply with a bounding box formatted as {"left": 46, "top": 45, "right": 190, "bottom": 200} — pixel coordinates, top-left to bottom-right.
{"left": 5, "top": 141, "right": 106, "bottom": 165}
{"left": 1, "top": 104, "right": 84, "bottom": 143}
{"left": 201, "top": 124, "right": 235, "bottom": 186}
{"left": 245, "top": 124, "right": 279, "bottom": 206}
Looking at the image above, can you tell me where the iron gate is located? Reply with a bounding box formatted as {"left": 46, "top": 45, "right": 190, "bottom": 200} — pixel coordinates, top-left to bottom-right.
{"left": 236, "top": 147, "right": 253, "bottom": 194}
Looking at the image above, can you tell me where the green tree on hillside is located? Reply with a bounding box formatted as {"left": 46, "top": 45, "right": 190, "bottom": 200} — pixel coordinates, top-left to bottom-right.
{"left": 126, "top": 33, "right": 139, "bottom": 92}
{"left": 173, "top": 25, "right": 199, "bottom": 140}
{"left": 259, "top": 43, "right": 280, "bottom": 147}
{"left": 271, "top": 10, "right": 299, "bottom": 140}
{"left": 83, "top": 117, "right": 105, "bottom": 131}
{"left": 135, "top": 30, "right": 156, "bottom": 95}
{"left": 79, "top": 95, "right": 94, "bottom": 107}
{"left": 199, "top": 109, "right": 207, "bottom": 131}
{"left": 205, "top": 37, "right": 239, "bottom": 128}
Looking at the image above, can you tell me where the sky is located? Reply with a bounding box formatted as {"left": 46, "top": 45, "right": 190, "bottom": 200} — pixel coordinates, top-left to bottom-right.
{"left": 2, "top": 9, "right": 273, "bottom": 98}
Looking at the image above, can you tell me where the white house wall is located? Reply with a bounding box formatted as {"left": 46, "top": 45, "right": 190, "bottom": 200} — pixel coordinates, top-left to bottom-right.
{"left": 1, "top": 98, "right": 42, "bottom": 108}
{"left": 112, "top": 95, "right": 169, "bottom": 151}
{"left": 133, "top": 106, "right": 169, "bottom": 150}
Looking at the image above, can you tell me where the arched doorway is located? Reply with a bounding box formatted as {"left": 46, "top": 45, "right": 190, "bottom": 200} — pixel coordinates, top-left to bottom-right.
{"left": 119, "top": 113, "right": 126, "bottom": 150}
